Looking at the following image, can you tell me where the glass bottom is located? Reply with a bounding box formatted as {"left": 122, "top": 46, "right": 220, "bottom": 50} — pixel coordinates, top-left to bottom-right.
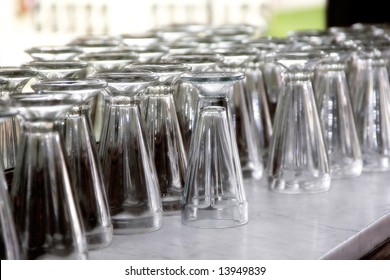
{"left": 162, "top": 196, "right": 182, "bottom": 215}
{"left": 331, "top": 160, "right": 363, "bottom": 179}
{"left": 242, "top": 164, "right": 263, "bottom": 181}
{"left": 268, "top": 175, "right": 331, "bottom": 194}
{"left": 363, "top": 156, "right": 390, "bottom": 172}
{"left": 86, "top": 225, "right": 113, "bottom": 250}
{"left": 181, "top": 201, "right": 248, "bottom": 229}
{"left": 112, "top": 211, "right": 163, "bottom": 235}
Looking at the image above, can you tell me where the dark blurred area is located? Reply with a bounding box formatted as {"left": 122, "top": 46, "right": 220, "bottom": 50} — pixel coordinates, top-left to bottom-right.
{"left": 327, "top": 0, "right": 390, "bottom": 27}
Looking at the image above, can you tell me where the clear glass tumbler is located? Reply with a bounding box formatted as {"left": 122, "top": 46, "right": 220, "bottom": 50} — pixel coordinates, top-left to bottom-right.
{"left": 32, "top": 79, "right": 113, "bottom": 249}
{"left": 314, "top": 54, "right": 362, "bottom": 178}
{"left": 0, "top": 103, "right": 21, "bottom": 260}
{"left": 180, "top": 72, "right": 248, "bottom": 228}
{"left": 124, "top": 62, "right": 191, "bottom": 214}
{"left": 94, "top": 72, "right": 163, "bottom": 234}
{"left": 352, "top": 48, "right": 390, "bottom": 172}
{"left": 9, "top": 92, "right": 87, "bottom": 260}
{"left": 0, "top": 66, "right": 39, "bottom": 185}
{"left": 266, "top": 51, "right": 331, "bottom": 194}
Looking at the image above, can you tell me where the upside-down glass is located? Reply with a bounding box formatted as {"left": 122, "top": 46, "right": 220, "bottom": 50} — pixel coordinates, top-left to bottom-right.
{"left": 0, "top": 66, "right": 39, "bottom": 186}
{"left": 215, "top": 47, "right": 264, "bottom": 180}
{"left": 180, "top": 72, "right": 248, "bottom": 228}
{"left": 314, "top": 54, "right": 362, "bottom": 178}
{"left": 8, "top": 92, "right": 87, "bottom": 260}
{"left": 266, "top": 51, "right": 331, "bottom": 194}
{"left": 32, "top": 79, "right": 112, "bottom": 249}
{"left": 124, "top": 63, "right": 191, "bottom": 214}
{"left": 94, "top": 72, "right": 163, "bottom": 234}
{"left": 352, "top": 48, "right": 390, "bottom": 172}
{"left": 0, "top": 105, "right": 21, "bottom": 260}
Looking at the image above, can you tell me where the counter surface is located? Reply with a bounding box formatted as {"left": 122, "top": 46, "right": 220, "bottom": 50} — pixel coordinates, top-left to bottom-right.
{"left": 89, "top": 172, "right": 390, "bottom": 260}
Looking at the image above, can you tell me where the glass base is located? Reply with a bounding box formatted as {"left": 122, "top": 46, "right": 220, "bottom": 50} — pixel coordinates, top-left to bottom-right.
{"left": 331, "top": 160, "right": 363, "bottom": 179}
{"left": 85, "top": 225, "right": 113, "bottom": 250}
{"left": 242, "top": 165, "right": 263, "bottom": 181}
{"left": 112, "top": 211, "right": 163, "bottom": 235}
{"left": 181, "top": 201, "right": 248, "bottom": 229}
{"left": 363, "top": 157, "right": 390, "bottom": 172}
{"left": 162, "top": 196, "right": 182, "bottom": 215}
{"left": 268, "top": 175, "right": 331, "bottom": 194}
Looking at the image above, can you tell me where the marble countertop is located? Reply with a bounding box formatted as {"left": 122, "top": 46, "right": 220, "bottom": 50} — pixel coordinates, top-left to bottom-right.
{"left": 89, "top": 172, "right": 390, "bottom": 260}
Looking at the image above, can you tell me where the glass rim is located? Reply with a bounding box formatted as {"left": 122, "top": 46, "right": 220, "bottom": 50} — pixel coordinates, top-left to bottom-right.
{"left": 78, "top": 51, "right": 139, "bottom": 61}
{"left": 0, "top": 66, "right": 39, "bottom": 77}
{"left": 162, "top": 54, "right": 224, "bottom": 64}
{"left": 32, "top": 78, "right": 107, "bottom": 90}
{"left": 123, "top": 62, "right": 192, "bottom": 73}
{"left": 25, "top": 45, "right": 83, "bottom": 54}
{"left": 22, "top": 60, "right": 89, "bottom": 69}
{"left": 180, "top": 71, "right": 245, "bottom": 82}
{"left": 92, "top": 71, "right": 159, "bottom": 83}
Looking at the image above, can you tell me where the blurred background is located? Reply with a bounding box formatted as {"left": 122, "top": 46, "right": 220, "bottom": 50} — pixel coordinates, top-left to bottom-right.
{"left": 0, "top": 0, "right": 325, "bottom": 64}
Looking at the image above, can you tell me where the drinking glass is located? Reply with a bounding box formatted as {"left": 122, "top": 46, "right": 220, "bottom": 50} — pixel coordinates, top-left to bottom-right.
{"left": 180, "top": 72, "right": 248, "bottom": 228}
{"left": 314, "top": 53, "right": 362, "bottom": 178}
{"left": 32, "top": 79, "right": 112, "bottom": 249}
{"left": 24, "top": 45, "right": 83, "bottom": 61}
{"left": 0, "top": 104, "right": 21, "bottom": 260}
{"left": 8, "top": 92, "right": 87, "bottom": 260}
{"left": 266, "top": 51, "right": 331, "bottom": 194}
{"left": 0, "top": 66, "right": 39, "bottom": 185}
{"left": 352, "top": 48, "right": 390, "bottom": 172}
{"left": 215, "top": 47, "right": 264, "bottom": 180}
{"left": 93, "top": 72, "right": 163, "bottom": 234}
{"left": 124, "top": 62, "right": 191, "bottom": 214}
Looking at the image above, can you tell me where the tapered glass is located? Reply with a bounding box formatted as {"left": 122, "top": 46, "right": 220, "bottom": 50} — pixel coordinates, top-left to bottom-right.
{"left": 352, "top": 49, "right": 390, "bottom": 172}
{"left": 94, "top": 72, "right": 163, "bottom": 234}
{"left": 180, "top": 72, "right": 248, "bottom": 228}
{"left": 32, "top": 79, "right": 112, "bottom": 249}
{"left": 124, "top": 63, "right": 191, "bottom": 214}
{"left": 8, "top": 92, "right": 87, "bottom": 259}
{"left": 0, "top": 106, "right": 21, "bottom": 260}
{"left": 266, "top": 51, "right": 331, "bottom": 194}
{"left": 0, "top": 66, "right": 39, "bottom": 185}
{"left": 216, "top": 48, "right": 264, "bottom": 180}
{"left": 314, "top": 56, "right": 362, "bottom": 178}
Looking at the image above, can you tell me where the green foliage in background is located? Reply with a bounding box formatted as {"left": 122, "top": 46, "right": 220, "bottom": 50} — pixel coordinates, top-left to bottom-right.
{"left": 267, "top": 6, "right": 325, "bottom": 36}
